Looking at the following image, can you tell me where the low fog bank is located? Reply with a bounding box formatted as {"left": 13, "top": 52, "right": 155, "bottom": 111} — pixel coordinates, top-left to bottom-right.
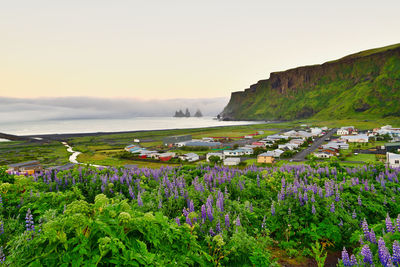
{"left": 0, "top": 97, "right": 228, "bottom": 123}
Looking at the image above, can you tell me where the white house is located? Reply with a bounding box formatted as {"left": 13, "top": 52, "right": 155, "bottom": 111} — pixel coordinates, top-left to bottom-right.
{"left": 340, "top": 134, "right": 369, "bottom": 143}
{"left": 223, "top": 149, "right": 244, "bottom": 156}
{"left": 337, "top": 126, "right": 355, "bottom": 136}
{"left": 223, "top": 157, "right": 241, "bottom": 166}
{"left": 314, "top": 152, "right": 332, "bottom": 158}
{"left": 322, "top": 141, "right": 349, "bottom": 150}
{"left": 206, "top": 152, "right": 225, "bottom": 162}
{"left": 238, "top": 147, "right": 253, "bottom": 155}
{"left": 179, "top": 153, "right": 200, "bottom": 162}
{"left": 244, "top": 135, "right": 253, "bottom": 139}
{"left": 387, "top": 152, "right": 400, "bottom": 168}
{"left": 311, "top": 127, "right": 323, "bottom": 136}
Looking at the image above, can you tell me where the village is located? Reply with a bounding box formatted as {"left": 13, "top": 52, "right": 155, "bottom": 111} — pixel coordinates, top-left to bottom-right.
{"left": 5, "top": 124, "right": 400, "bottom": 175}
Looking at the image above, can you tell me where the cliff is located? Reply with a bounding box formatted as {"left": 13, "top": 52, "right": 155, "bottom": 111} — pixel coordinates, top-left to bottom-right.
{"left": 221, "top": 43, "right": 400, "bottom": 121}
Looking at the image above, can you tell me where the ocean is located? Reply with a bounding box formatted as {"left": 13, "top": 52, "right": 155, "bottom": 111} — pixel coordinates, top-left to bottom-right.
{"left": 0, "top": 117, "right": 263, "bottom": 136}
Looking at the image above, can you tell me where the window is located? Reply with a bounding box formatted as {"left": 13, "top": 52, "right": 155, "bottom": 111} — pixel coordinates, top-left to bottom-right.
{"left": 395, "top": 160, "right": 399, "bottom": 164}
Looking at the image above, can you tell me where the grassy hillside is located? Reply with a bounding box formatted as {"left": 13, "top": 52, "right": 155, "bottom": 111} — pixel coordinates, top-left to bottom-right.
{"left": 221, "top": 43, "right": 400, "bottom": 121}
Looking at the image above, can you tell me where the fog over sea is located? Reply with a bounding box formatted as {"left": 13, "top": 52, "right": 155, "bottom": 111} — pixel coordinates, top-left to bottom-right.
{"left": 0, "top": 97, "right": 262, "bottom": 135}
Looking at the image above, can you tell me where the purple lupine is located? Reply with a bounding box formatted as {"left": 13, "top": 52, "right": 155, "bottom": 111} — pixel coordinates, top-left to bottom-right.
{"left": 158, "top": 198, "right": 162, "bottom": 209}
{"left": 175, "top": 217, "right": 181, "bottom": 226}
{"left": 25, "top": 208, "right": 35, "bottom": 240}
{"left": 188, "top": 200, "right": 194, "bottom": 213}
{"left": 137, "top": 192, "right": 143, "bottom": 207}
{"left": 271, "top": 202, "right": 275, "bottom": 216}
{"left": 378, "top": 237, "right": 392, "bottom": 267}
{"left": 330, "top": 202, "right": 335, "bottom": 213}
{"left": 352, "top": 210, "right": 357, "bottom": 219}
{"left": 369, "top": 229, "right": 376, "bottom": 244}
{"left": 341, "top": 247, "right": 351, "bottom": 266}
{"left": 0, "top": 222, "right": 3, "bottom": 235}
{"left": 261, "top": 215, "right": 266, "bottom": 229}
{"left": 385, "top": 214, "right": 394, "bottom": 233}
{"left": 393, "top": 240, "right": 400, "bottom": 266}
{"left": 312, "top": 205, "right": 316, "bottom": 215}
{"left": 311, "top": 193, "right": 315, "bottom": 203}
{"left": 225, "top": 213, "right": 230, "bottom": 228}
{"left": 216, "top": 220, "right": 221, "bottom": 233}
{"left": 358, "top": 195, "right": 362, "bottom": 206}
{"left": 361, "top": 244, "right": 373, "bottom": 265}
{"left": 216, "top": 196, "right": 224, "bottom": 212}
{"left": 235, "top": 216, "right": 241, "bottom": 226}
{"left": 186, "top": 215, "right": 193, "bottom": 227}
{"left": 338, "top": 219, "right": 343, "bottom": 227}
{"left": 361, "top": 218, "right": 370, "bottom": 241}
{"left": 350, "top": 254, "right": 357, "bottom": 266}
{"left": 0, "top": 246, "right": 4, "bottom": 263}
{"left": 207, "top": 205, "right": 214, "bottom": 222}
{"left": 209, "top": 227, "right": 215, "bottom": 236}
{"left": 201, "top": 205, "right": 207, "bottom": 221}
{"left": 397, "top": 214, "right": 400, "bottom": 232}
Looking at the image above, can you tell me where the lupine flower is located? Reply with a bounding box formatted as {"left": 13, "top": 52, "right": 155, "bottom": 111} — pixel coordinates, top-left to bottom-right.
{"left": 158, "top": 198, "right": 162, "bottom": 209}
{"left": 175, "top": 217, "right": 181, "bottom": 226}
{"left": 397, "top": 214, "right": 400, "bottom": 232}
{"left": 186, "top": 215, "right": 193, "bottom": 227}
{"left": 358, "top": 195, "right": 362, "bottom": 206}
{"left": 312, "top": 205, "right": 316, "bottom": 215}
{"left": 261, "top": 215, "right": 266, "bottom": 229}
{"left": 0, "top": 246, "right": 4, "bottom": 263}
{"left": 216, "top": 220, "right": 221, "bottom": 233}
{"left": 330, "top": 202, "right": 335, "bottom": 213}
{"left": 207, "top": 205, "right": 214, "bottom": 222}
{"left": 225, "top": 213, "right": 230, "bottom": 228}
{"left": 235, "top": 216, "right": 241, "bottom": 226}
{"left": 201, "top": 205, "right": 207, "bottom": 221}
{"left": 352, "top": 210, "right": 357, "bottom": 219}
{"left": 209, "top": 227, "right": 215, "bottom": 236}
{"left": 378, "top": 237, "right": 392, "bottom": 266}
{"left": 369, "top": 229, "right": 376, "bottom": 244}
{"left": 137, "top": 192, "right": 143, "bottom": 206}
{"left": 392, "top": 240, "right": 400, "bottom": 266}
{"left": 188, "top": 200, "right": 194, "bottom": 213}
{"left": 350, "top": 254, "right": 357, "bottom": 266}
{"left": 385, "top": 214, "right": 394, "bottom": 233}
{"left": 311, "top": 194, "right": 315, "bottom": 203}
{"left": 271, "top": 202, "right": 275, "bottom": 216}
{"left": 338, "top": 219, "right": 343, "bottom": 227}
{"left": 341, "top": 247, "right": 351, "bottom": 266}
{"left": 25, "top": 208, "right": 35, "bottom": 240}
{"left": 361, "top": 244, "right": 373, "bottom": 265}
{"left": 0, "top": 222, "right": 3, "bottom": 235}
{"left": 361, "top": 218, "right": 370, "bottom": 241}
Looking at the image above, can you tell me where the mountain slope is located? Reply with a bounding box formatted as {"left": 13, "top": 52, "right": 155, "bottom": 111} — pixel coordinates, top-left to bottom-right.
{"left": 221, "top": 43, "right": 400, "bottom": 121}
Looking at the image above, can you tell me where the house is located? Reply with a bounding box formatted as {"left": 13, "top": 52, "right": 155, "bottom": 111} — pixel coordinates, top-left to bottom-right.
{"left": 322, "top": 141, "right": 349, "bottom": 150}
{"left": 257, "top": 131, "right": 264, "bottom": 135}
{"left": 223, "top": 149, "right": 244, "bottom": 156}
{"left": 163, "top": 135, "right": 192, "bottom": 146}
{"left": 257, "top": 153, "right": 275, "bottom": 163}
{"left": 239, "top": 147, "right": 253, "bottom": 155}
{"left": 206, "top": 152, "right": 225, "bottom": 162}
{"left": 385, "top": 142, "right": 400, "bottom": 153}
{"left": 387, "top": 152, "right": 400, "bottom": 168}
{"left": 244, "top": 135, "right": 253, "bottom": 139}
{"left": 278, "top": 144, "right": 297, "bottom": 150}
{"left": 337, "top": 126, "right": 355, "bottom": 136}
{"left": 340, "top": 134, "right": 369, "bottom": 143}
{"left": 159, "top": 152, "right": 176, "bottom": 161}
{"left": 202, "top": 137, "right": 214, "bottom": 142}
{"left": 320, "top": 147, "right": 339, "bottom": 156}
{"left": 7, "top": 160, "right": 43, "bottom": 175}
{"left": 184, "top": 141, "right": 222, "bottom": 148}
{"left": 311, "top": 127, "right": 323, "bottom": 136}
{"left": 223, "top": 157, "right": 241, "bottom": 166}
{"left": 251, "top": 141, "right": 266, "bottom": 147}
{"left": 179, "top": 153, "right": 199, "bottom": 162}
{"left": 47, "top": 163, "right": 76, "bottom": 172}
{"left": 314, "top": 152, "right": 332, "bottom": 158}
{"left": 375, "top": 125, "right": 400, "bottom": 137}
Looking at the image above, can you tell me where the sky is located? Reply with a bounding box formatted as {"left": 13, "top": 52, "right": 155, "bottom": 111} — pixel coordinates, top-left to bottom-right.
{"left": 1, "top": 0, "right": 400, "bottom": 100}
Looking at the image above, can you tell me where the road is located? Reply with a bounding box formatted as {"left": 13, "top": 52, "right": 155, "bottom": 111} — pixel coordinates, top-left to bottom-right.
{"left": 291, "top": 128, "right": 337, "bottom": 162}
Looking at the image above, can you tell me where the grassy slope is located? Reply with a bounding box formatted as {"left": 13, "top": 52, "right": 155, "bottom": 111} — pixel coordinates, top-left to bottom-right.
{"left": 224, "top": 44, "right": 400, "bottom": 121}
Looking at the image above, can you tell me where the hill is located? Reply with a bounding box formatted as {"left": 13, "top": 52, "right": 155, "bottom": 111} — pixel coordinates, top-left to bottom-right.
{"left": 220, "top": 43, "right": 400, "bottom": 121}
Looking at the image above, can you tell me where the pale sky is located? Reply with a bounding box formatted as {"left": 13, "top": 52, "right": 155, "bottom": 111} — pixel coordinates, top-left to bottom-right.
{"left": 1, "top": 0, "right": 400, "bottom": 100}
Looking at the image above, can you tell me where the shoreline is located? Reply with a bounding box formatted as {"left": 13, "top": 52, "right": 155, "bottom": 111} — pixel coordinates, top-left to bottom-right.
{"left": 20, "top": 121, "right": 275, "bottom": 140}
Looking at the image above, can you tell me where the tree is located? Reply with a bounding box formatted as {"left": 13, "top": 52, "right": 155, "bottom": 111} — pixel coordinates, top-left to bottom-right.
{"left": 208, "top": 156, "right": 222, "bottom": 164}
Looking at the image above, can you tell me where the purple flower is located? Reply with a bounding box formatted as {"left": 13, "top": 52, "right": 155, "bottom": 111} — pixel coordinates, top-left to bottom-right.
{"left": 235, "top": 216, "right": 241, "bottom": 226}
{"left": 312, "top": 205, "right": 316, "bottom": 215}
{"left": 225, "top": 213, "right": 230, "bottom": 228}
{"left": 175, "top": 217, "right": 181, "bottom": 226}
{"left": 0, "top": 246, "right": 4, "bottom": 263}
{"left": 137, "top": 192, "right": 143, "bottom": 206}
{"left": 0, "top": 222, "right": 3, "bottom": 235}
{"left": 261, "top": 215, "right": 266, "bottom": 229}
{"left": 25, "top": 208, "right": 35, "bottom": 240}
{"left": 361, "top": 218, "right": 370, "bottom": 241}
{"left": 369, "top": 229, "right": 376, "bottom": 244}
{"left": 188, "top": 200, "right": 194, "bottom": 213}
{"left": 216, "top": 220, "right": 221, "bottom": 233}
{"left": 393, "top": 240, "right": 400, "bottom": 266}
{"left": 378, "top": 237, "right": 392, "bottom": 267}
{"left": 361, "top": 244, "right": 373, "bottom": 265}
{"left": 397, "top": 214, "right": 400, "bottom": 232}
{"left": 207, "top": 205, "right": 214, "bottom": 222}
{"left": 201, "top": 205, "right": 207, "bottom": 221}
{"left": 385, "top": 214, "right": 394, "bottom": 233}
{"left": 330, "top": 202, "right": 335, "bottom": 213}
{"left": 358, "top": 195, "right": 362, "bottom": 206}
{"left": 271, "top": 202, "right": 275, "bottom": 216}
{"left": 350, "top": 254, "right": 357, "bottom": 266}
{"left": 341, "top": 247, "right": 351, "bottom": 266}
{"left": 209, "top": 227, "right": 215, "bottom": 236}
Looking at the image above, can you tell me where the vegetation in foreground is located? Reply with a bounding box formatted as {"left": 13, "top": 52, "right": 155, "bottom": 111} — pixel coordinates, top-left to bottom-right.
{"left": 0, "top": 161, "right": 400, "bottom": 266}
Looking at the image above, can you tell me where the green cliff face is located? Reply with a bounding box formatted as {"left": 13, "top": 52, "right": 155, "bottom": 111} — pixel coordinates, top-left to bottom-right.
{"left": 221, "top": 43, "right": 400, "bottom": 121}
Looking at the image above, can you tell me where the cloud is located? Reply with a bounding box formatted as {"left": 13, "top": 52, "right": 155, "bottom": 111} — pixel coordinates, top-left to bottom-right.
{"left": 0, "top": 97, "right": 228, "bottom": 123}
